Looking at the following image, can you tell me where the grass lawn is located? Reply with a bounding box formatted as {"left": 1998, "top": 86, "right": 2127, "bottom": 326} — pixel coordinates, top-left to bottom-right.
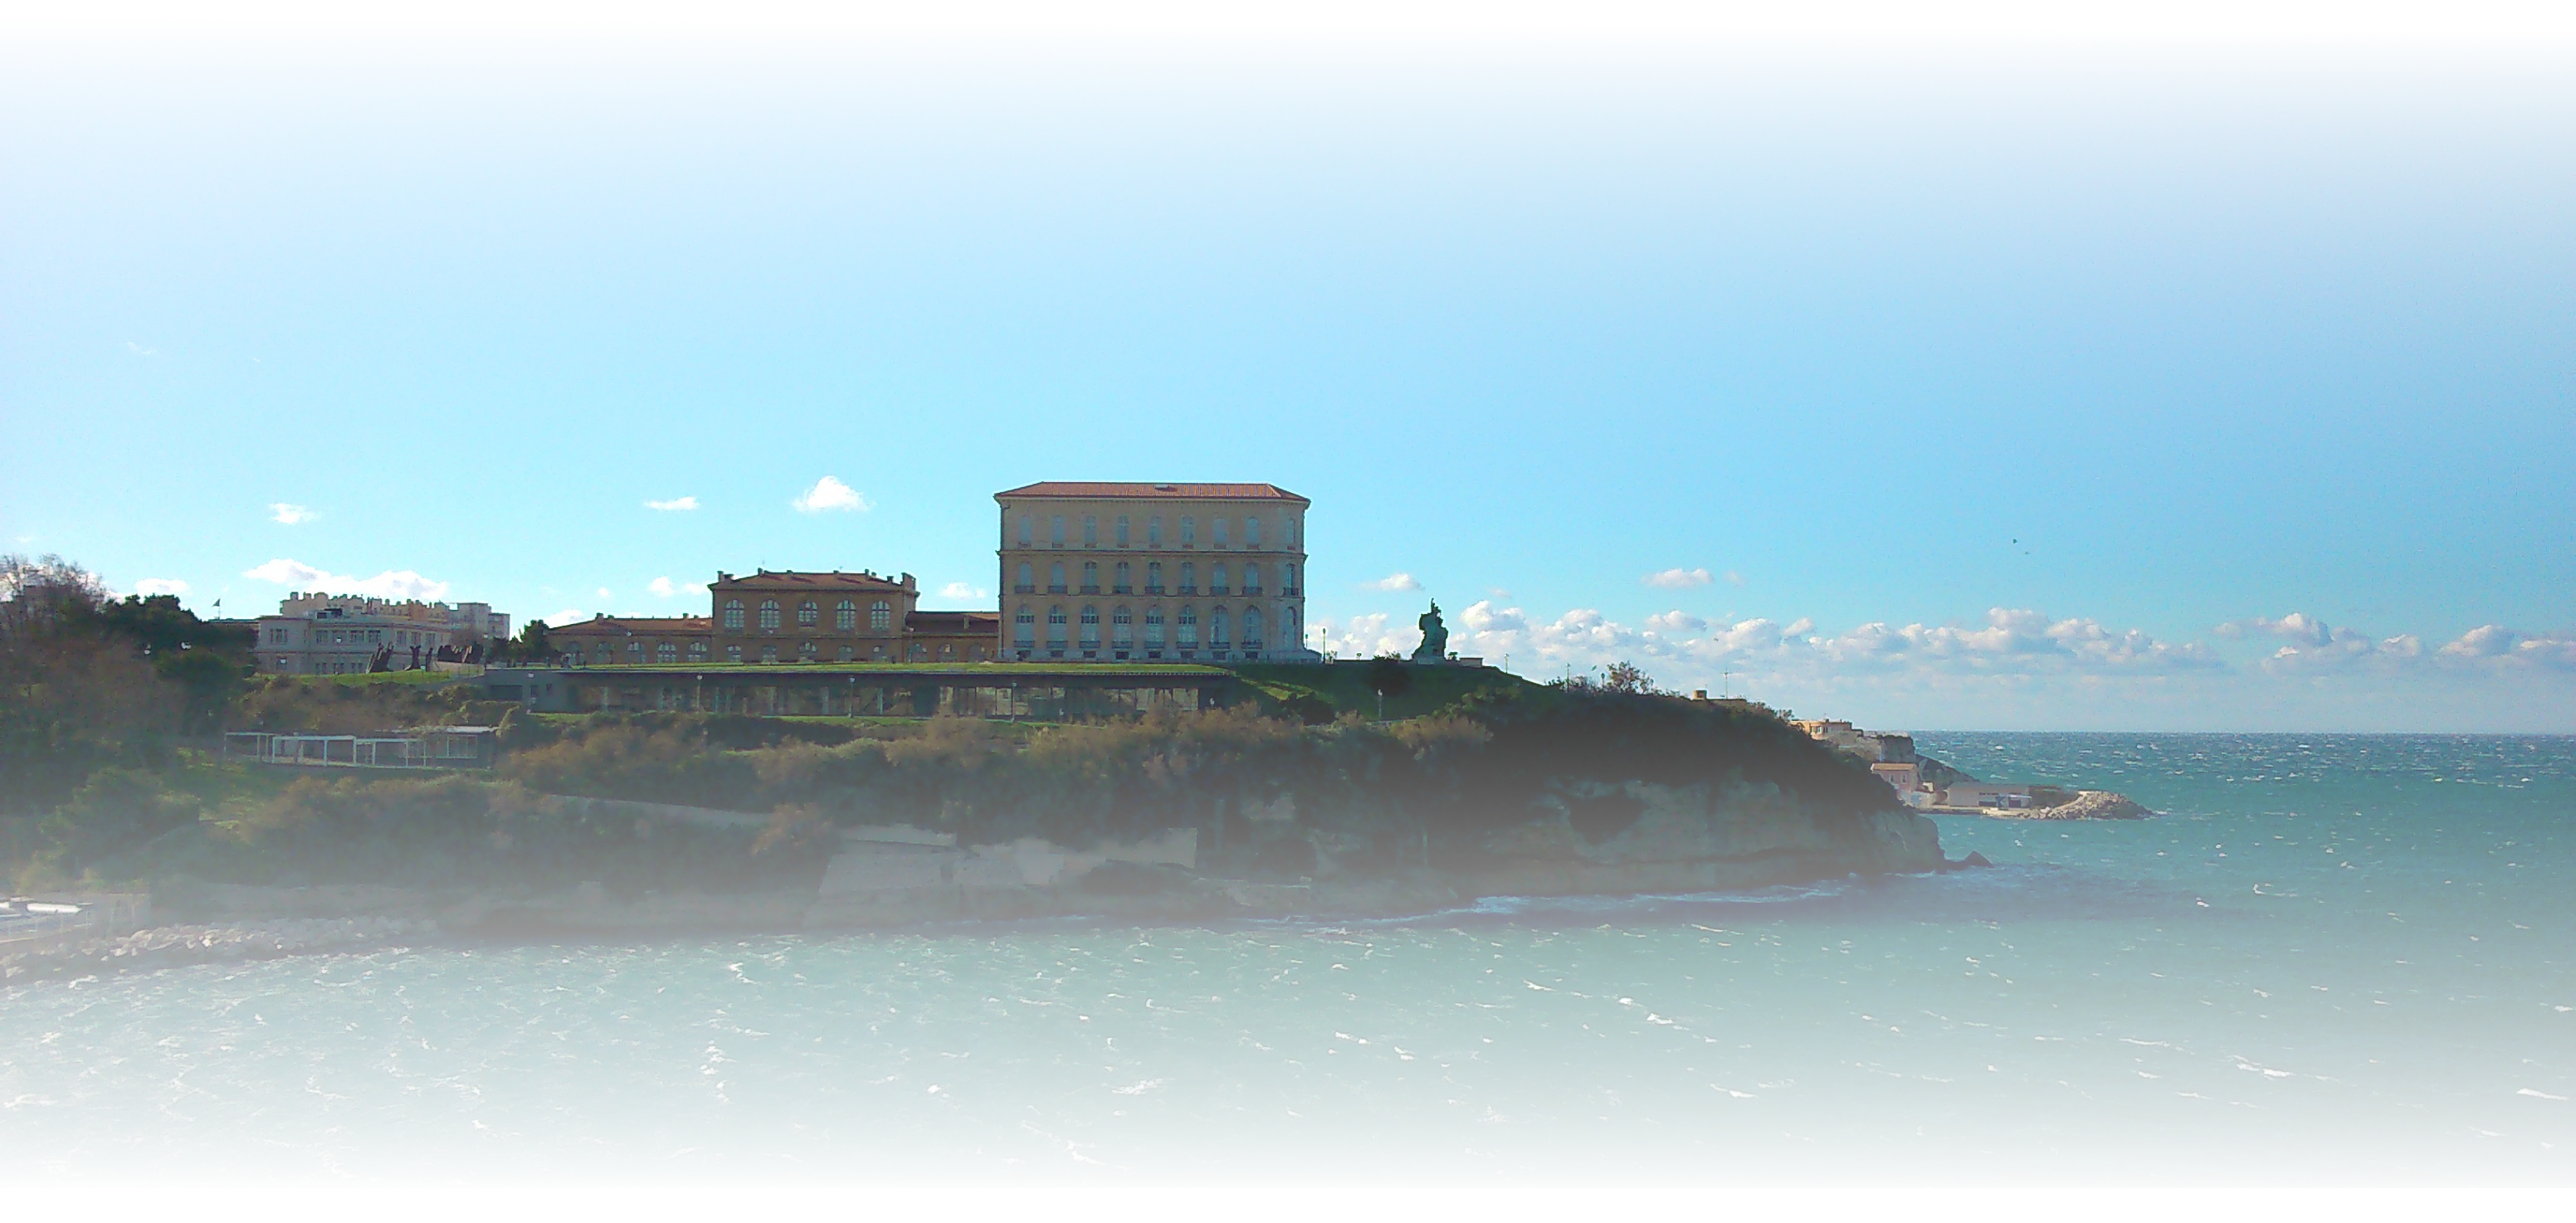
{"left": 1232, "top": 660, "right": 1546, "bottom": 721}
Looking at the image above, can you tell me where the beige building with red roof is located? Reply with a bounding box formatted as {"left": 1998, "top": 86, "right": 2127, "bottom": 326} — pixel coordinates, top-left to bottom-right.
{"left": 993, "top": 482, "right": 1315, "bottom": 662}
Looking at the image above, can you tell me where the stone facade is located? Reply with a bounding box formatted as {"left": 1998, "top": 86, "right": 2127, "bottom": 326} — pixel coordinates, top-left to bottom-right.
{"left": 993, "top": 481, "right": 1315, "bottom": 663}
{"left": 548, "top": 615, "right": 716, "bottom": 667}
{"left": 710, "top": 570, "right": 917, "bottom": 665}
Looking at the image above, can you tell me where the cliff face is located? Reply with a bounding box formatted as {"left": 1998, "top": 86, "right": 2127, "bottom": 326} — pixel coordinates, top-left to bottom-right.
{"left": 176, "top": 782, "right": 1937, "bottom": 932}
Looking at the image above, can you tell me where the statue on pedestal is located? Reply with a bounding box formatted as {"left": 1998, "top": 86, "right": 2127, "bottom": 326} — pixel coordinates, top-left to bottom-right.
{"left": 1411, "top": 600, "right": 1449, "bottom": 665}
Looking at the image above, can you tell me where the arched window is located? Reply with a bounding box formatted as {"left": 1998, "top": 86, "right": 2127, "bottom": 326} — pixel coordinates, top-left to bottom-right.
{"left": 1015, "top": 606, "right": 1037, "bottom": 648}
{"left": 1245, "top": 517, "right": 1260, "bottom": 547}
{"left": 656, "top": 642, "right": 677, "bottom": 664}
{"left": 1115, "top": 515, "right": 1130, "bottom": 546}
{"left": 870, "top": 601, "right": 892, "bottom": 631}
{"left": 798, "top": 641, "right": 817, "bottom": 660}
{"left": 797, "top": 601, "right": 818, "bottom": 627}
{"left": 759, "top": 645, "right": 779, "bottom": 663}
{"left": 1146, "top": 562, "right": 1164, "bottom": 593}
{"left": 909, "top": 641, "right": 928, "bottom": 660}
{"left": 1178, "top": 607, "right": 1199, "bottom": 650}
{"left": 1114, "top": 561, "right": 1130, "bottom": 593}
{"left": 1287, "top": 606, "right": 1300, "bottom": 646}
{"left": 1079, "top": 605, "right": 1100, "bottom": 650}
{"left": 939, "top": 643, "right": 955, "bottom": 660}
{"left": 722, "top": 600, "right": 745, "bottom": 630}
{"left": 725, "top": 645, "right": 743, "bottom": 663}
{"left": 1211, "top": 564, "right": 1229, "bottom": 596}
{"left": 1144, "top": 608, "right": 1166, "bottom": 653}
{"left": 1243, "top": 607, "right": 1264, "bottom": 650}
{"left": 1179, "top": 562, "right": 1196, "bottom": 594}
{"left": 1242, "top": 563, "right": 1261, "bottom": 595}
{"left": 1111, "top": 607, "right": 1133, "bottom": 648}
{"left": 837, "top": 646, "right": 854, "bottom": 661}
{"left": 1046, "top": 605, "right": 1068, "bottom": 651}
{"left": 1081, "top": 561, "right": 1099, "bottom": 592}
{"left": 1287, "top": 515, "right": 1300, "bottom": 547}
{"left": 593, "top": 643, "right": 614, "bottom": 665}
{"left": 627, "top": 641, "right": 646, "bottom": 662}
{"left": 758, "top": 600, "right": 781, "bottom": 630}
{"left": 1016, "top": 563, "right": 1034, "bottom": 593}
{"left": 1210, "top": 608, "right": 1231, "bottom": 649}
{"left": 1049, "top": 562, "right": 1066, "bottom": 593}
{"left": 688, "top": 641, "right": 709, "bottom": 661}
{"left": 871, "top": 643, "right": 887, "bottom": 660}
{"left": 836, "top": 600, "right": 856, "bottom": 630}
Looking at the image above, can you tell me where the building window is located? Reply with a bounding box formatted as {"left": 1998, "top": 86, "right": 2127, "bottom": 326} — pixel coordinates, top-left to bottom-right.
{"left": 871, "top": 643, "right": 888, "bottom": 660}
{"left": 1049, "top": 563, "right": 1066, "bottom": 593}
{"left": 1287, "top": 606, "right": 1300, "bottom": 646}
{"left": 799, "top": 641, "right": 817, "bottom": 660}
{"left": 1179, "top": 562, "right": 1196, "bottom": 595}
{"left": 869, "top": 601, "right": 892, "bottom": 631}
{"left": 1213, "top": 518, "right": 1229, "bottom": 548}
{"left": 1112, "top": 607, "right": 1133, "bottom": 650}
{"left": 1051, "top": 514, "right": 1066, "bottom": 547}
{"left": 1015, "top": 563, "right": 1034, "bottom": 593}
{"left": 759, "top": 601, "right": 781, "bottom": 631}
{"left": 656, "top": 642, "right": 677, "bottom": 663}
{"left": 1079, "top": 605, "right": 1100, "bottom": 650}
{"left": 1178, "top": 607, "right": 1198, "bottom": 648}
{"left": 1081, "top": 562, "right": 1099, "bottom": 593}
{"left": 1084, "top": 516, "right": 1098, "bottom": 548}
{"left": 1146, "top": 562, "right": 1164, "bottom": 594}
{"left": 837, "top": 600, "right": 857, "bottom": 630}
{"left": 1211, "top": 608, "right": 1231, "bottom": 649}
{"left": 1144, "top": 608, "right": 1166, "bottom": 652}
{"left": 760, "top": 646, "right": 779, "bottom": 663}
{"left": 1243, "top": 607, "right": 1263, "bottom": 650}
{"left": 1115, "top": 515, "right": 1130, "bottom": 546}
{"left": 909, "top": 641, "right": 928, "bottom": 660}
{"left": 726, "top": 645, "right": 743, "bottom": 662}
{"left": 1245, "top": 517, "right": 1260, "bottom": 547}
{"left": 939, "top": 643, "right": 955, "bottom": 660}
{"left": 689, "top": 641, "right": 709, "bottom": 661}
{"left": 1015, "top": 606, "right": 1037, "bottom": 648}
{"left": 1211, "top": 565, "right": 1229, "bottom": 596}
{"left": 1288, "top": 515, "right": 1300, "bottom": 547}
{"left": 1181, "top": 515, "right": 1195, "bottom": 545}
{"left": 1284, "top": 563, "right": 1299, "bottom": 595}
{"left": 838, "top": 646, "right": 854, "bottom": 661}
{"left": 793, "top": 601, "right": 814, "bottom": 627}
{"left": 1243, "top": 563, "right": 1261, "bottom": 595}
{"left": 723, "top": 600, "right": 745, "bottom": 630}
{"left": 1017, "top": 514, "right": 1032, "bottom": 547}
{"left": 1046, "top": 606, "right": 1068, "bottom": 654}
{"left": 1149, "top": 515, "right": 1163, "bottom": 546}
{"left": 1114, "top": 561, "right": 1130, "bottom": 593}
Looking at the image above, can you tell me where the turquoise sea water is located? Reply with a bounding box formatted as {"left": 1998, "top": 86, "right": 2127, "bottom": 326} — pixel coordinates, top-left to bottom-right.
{"left": 3, "top": 734, "right": 2572, "bottom": 1185}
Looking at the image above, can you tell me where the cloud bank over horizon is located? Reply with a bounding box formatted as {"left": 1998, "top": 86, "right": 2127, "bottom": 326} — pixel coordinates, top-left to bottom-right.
{"left": 1314, "top": 599, "right": 2575, "bottom": 731}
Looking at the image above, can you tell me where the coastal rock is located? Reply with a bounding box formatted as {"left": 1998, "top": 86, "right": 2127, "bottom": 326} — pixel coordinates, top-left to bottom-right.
{"left": 1, "top": 917, "right": 435, "bottom": 983}
{"left": 2017, "top": 790, "right": 2152, "bottom": 821}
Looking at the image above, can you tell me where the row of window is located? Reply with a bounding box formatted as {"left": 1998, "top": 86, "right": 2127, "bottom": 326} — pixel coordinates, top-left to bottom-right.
{"left": 1011, "top": 511, "right": 1300, "bottom": 551}
{"left": 1010, "top": 560, "right": 1300, "bottom": 597}
{"left": 1010, "top": 602, "right": 1296, "bottom": 653}
{"left": 566, "top": 640, "right": 993, "bottom": 665}
{"left": 718, "top": 598, "right": 895, "bottom": 632}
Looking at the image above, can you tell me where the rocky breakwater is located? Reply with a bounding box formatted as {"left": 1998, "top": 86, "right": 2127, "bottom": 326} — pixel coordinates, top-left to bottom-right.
{"left": 1995, "top": 790, "right": 2153, "bottom": 821}
{"left": 1, "top": 917, "right": 435, "bottom": 985}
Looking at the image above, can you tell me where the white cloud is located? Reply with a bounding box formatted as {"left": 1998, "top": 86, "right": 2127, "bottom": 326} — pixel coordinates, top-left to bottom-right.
{"left": 596, "top": 587, "right": 612, "bottom": 600}
{"left": 1315, "top": 612, "right": 1414, "bottom": 659}
{"left": 269, "top": 503, "right": 315, "bottom": 525}
{"left": 1724, "top": 570, "right": 1747, "bottom": 587}
{"left": 647, "top": 577, "right": 714, "bottom": 599}
{"left": 940, "top": 582, "right": 990, "bottom": 602}
{"left": 645, "top": 496, "right": 700, "bottom": 512}
{"left": 793, "top": 475, "right": 871, "bottom": 514}
{"left": 1360, "top": 573, "right": 1422, "bottom": 592}
{"left": 1642, "top": 568, "right": 1712, "bottom": 590}
{"left": 242, "top": 558, "right": 450, "bottom": 601}
{"left": 134, "top": 577, "right": 190, "bottom": 597}
{"left": 2217, "top": 612, "right": 2422, "bottom": 671}
{"left": 2441, "top": 625, "right": 2576, "bottom": 670}
{"left": 1644, "top": 610, "right": 1707, "bottom": 635}
{"left": 542, "top": 608, "right": 589, "bottom": 629}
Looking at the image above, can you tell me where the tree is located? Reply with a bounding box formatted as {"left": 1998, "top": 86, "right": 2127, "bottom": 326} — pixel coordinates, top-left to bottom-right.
{"left": 1364, "top": 655, "right": 1412, "bottom": 721}
{"left": 1603, "top": 660, "right": 1657, "bottom": 694}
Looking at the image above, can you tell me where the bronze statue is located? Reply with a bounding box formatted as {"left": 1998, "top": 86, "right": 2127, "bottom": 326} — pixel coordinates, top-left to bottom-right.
{"left": 1412, "top": 600, "right": 1449, "bottom": 664}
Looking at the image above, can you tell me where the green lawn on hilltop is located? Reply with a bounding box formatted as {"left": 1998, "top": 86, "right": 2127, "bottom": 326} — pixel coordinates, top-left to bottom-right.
{"left": 1232, "top": 660, "right": 1545, "bottom": 722}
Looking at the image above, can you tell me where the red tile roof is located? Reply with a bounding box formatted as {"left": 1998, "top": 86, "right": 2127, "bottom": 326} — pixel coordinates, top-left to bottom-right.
{"left": 995, "top": 482, "right": 1309, "bottom": 504}
{"left": 548, "top": 615, "right": 712, "bottom": 636}
{"left": 711, "top": 571, "right": 910, "bottom": 591}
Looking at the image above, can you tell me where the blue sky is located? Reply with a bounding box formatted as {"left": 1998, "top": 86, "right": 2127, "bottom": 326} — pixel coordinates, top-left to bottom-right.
{"left": 4, "top": 2, "right": 2571, "bottom": 730}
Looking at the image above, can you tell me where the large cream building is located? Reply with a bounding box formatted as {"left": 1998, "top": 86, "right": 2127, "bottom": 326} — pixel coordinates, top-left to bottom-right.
{"left": 994, "top": 482, "right": 1315, "bottom": 662}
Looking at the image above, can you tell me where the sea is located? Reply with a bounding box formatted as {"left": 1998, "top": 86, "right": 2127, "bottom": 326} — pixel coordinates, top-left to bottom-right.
{"left": 2, "top": 733, "right": 2571, "bottom": 1186}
